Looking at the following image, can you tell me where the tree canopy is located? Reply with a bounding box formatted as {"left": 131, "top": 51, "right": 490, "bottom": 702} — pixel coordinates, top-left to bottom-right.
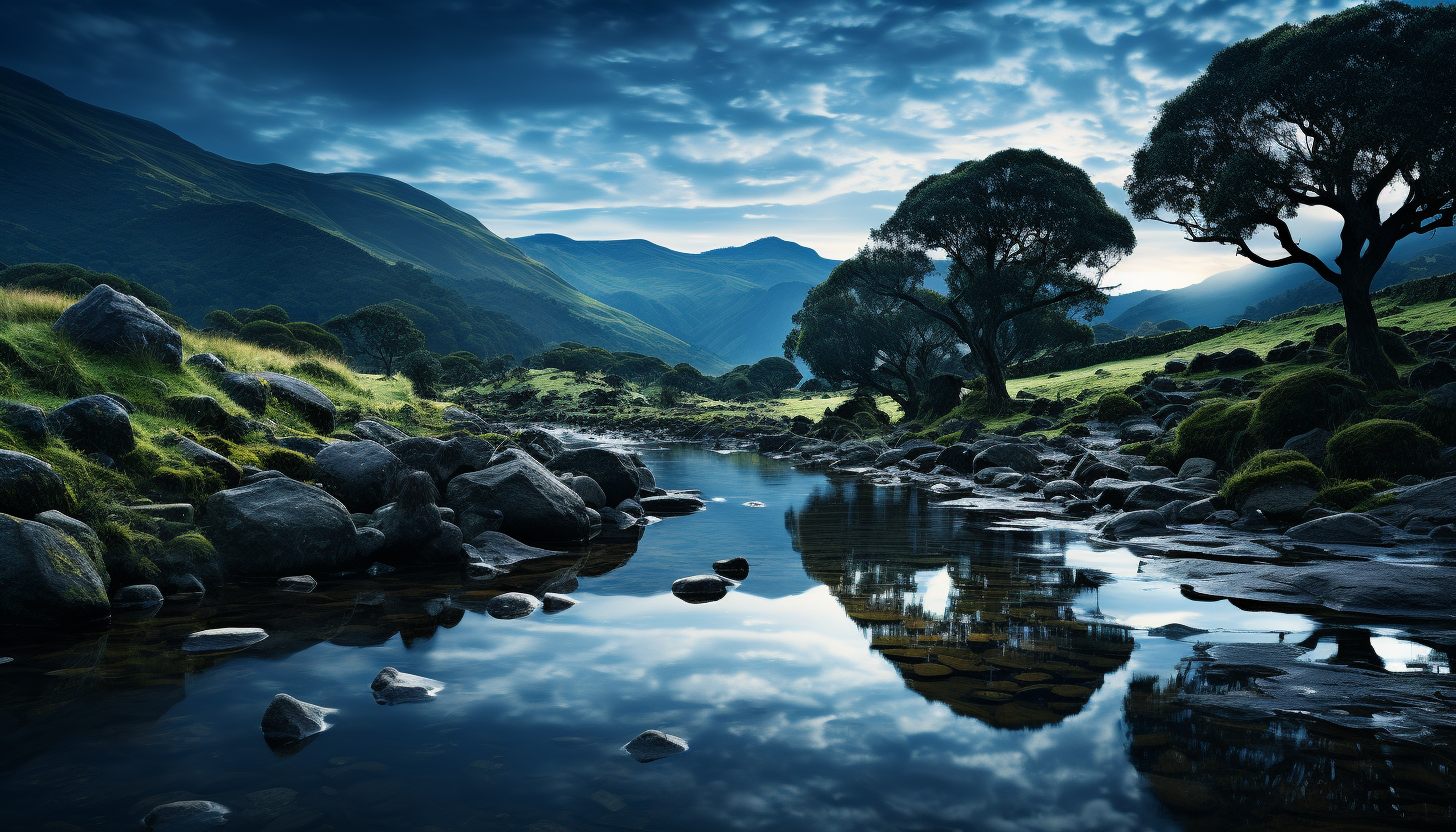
{"left": 325, "top": 303, "right": 427, "bottom": 376}
{"left": 1125, "top": 1, "right": 1456, "bottom": 388}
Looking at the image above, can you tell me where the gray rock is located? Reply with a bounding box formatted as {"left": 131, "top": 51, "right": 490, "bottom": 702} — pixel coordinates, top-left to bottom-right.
{"left": 46, "top": 394, "right": 134, "bottom": 457}
{"left": 1368, "top": 475, "right": 1456, "bottom": 530}
{"left": 113, "top": 584, "right": 164, "bottom": 609}
{"left": 1101, "top": 510, "right": 1167, "bottom": 539}
{"left": 1177, "top": 497, "right": 1223, "bottom": 524}
{"left": 567, "top": 475, "right": 608, "bottom": 510}
{"left": 185, "top": 352, "right": 227, "bottom": 373}
{"left": 54, "top": 283, "right": 182, "bottom": 366}
{"left": 254, "top": 372, "right": 335, "bottom": 433}
{"left": 542, "top": 592, "right": 578, "bottom": 613}
{"left": 217, "top": 372, "right": 269, "bottom": 415}
{"left": 0, "top": 514, "right": 109, "bottom": 625}
{"left": 388, "top": 435, "right": 447, "bottom": 479}
{"left": 713, "top": 556, "right": 750, "bottom": 580}
{"left": 260, "top": 693, "right": 335, "bottom": 739}
{"left": 316, "top": 440, "right": 404, "bottom": 512}
{"left": 519, "top": 427, "right": 566, "bottom": 461}
{"left": 1064, "top": 499, "right": 1099, "bottom": 517}
{"left": 1242, "top": 483, "right": 1318, "bottom": 518}
{"left": 1282, "top": 428, "right": 1333, "bottom": 467}
{"left": 486, "top": 591, "right": 541, "bottom": 619}
{"left": 547, "top": 447, "right": 641, "bottom": 505}
{"left": 241, "top": 469, "right": 288, "bottom": 485}
{"left": 446, "top": 454, "right": 592, "bottom": 541}
{"left": 971, "top": 443, "right": 1041, "bottom": 474}
{"left": 1213, "top": 347, "right": 1262, "bottom": 372}
{"left": 1157, "top": 500, "right": 1191, "bottom": 524}
{"left": 161, "top": 433, "right": 242, "bottom": 487}
{"left": 672, "top": 574, "right": 736, "bottom": 600}
{"left": 203, "top": 478, "right": 366, "bottom": 576}
{"left": 277, "top": 575, "right": 317, "bottom": 592}
{"left": 1129, "top": 465, "right": 1175, "bottom": 482}
{"left": 1432, "top": 524, "right": 1456, "bottom": 540}
{"left": 1151, "top": 559, "right": 1456, "bottom": 622}
{"left": 430, "top": 434, "right": 497, "bottom": 486}
{"left": 353, "top": 419, "right": 408, "bottom": 445}
{"left": 33, "top": 510, "right": 105, "bottom": 571}
{"left": 1121, "top": 422, "right": 1164, "bottom": 443}
{"left": 368, "top": 471, "right": 445, "bottom": 553}
{"left": 1041, "top": 479, "right": 1086, "bottom": 499}
{"left": 1124, "top": 483, "right": 1206, "bottom": 512}
{"left": 639, "top": 494, "right": 707, "bottom": 515}
{"left": 168, "top": 395, "right": 230, "bottom": 432}
{"left": 183, "top": 627, "right": 268, "bottom": 653}
{"left": 0, "top": 400, "right": 48, "bottom": 444}
{"left": 1286, "top": 512, "right": 1384, "bottom": 544}
{"left": 623, "top": 729, "right": 689, "bottom": 762}
{"left": 0, "top": 449, "right": 69, "bottom": 518}
{"left": 464, "top": 531, "right": 564, "bottom": 569}
{"left": 371, "top": 666, "right": 444, "bottom": 704}
{"left": 143, "top": 799, "right": 231, "bottom": 829}
{"left": 1205, "top": 509, "right": 1240, "bottom": 525}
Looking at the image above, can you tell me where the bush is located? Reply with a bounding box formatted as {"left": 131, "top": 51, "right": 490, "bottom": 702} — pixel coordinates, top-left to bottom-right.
{"left": 812, "top": 415, "right": 863, "bottom": 441}
{"left": 1317, "top": 479, "right": 1396, "bottom": 510}
{"left": 1325, "top": 419, "right": 1441, "bottom": 480}
{"left": 1247, "top": 368, "right": 1367, "bottom": 447}
{"left": 400, "top": 350, "right": 443, "bottom": 399}
{"left": 1095, "top": 392, "right": 1143, "bottom": 423}
{"left": 1168, "top": 399, "right": 1257, "bottom": 469}
{"left": 1328, "top": 328, "right": 1417, "bottom": 364}
{"left": 1221, "top": 450, "right": 1327, "bottom": 508}
{"left": 826, "top": 396, "right": 888, "bottom": 424}
{"left": 919, "top": 374, "right": 964, "bottom": 420}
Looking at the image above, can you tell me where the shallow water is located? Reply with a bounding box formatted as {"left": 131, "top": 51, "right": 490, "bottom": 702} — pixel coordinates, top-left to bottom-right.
{"left": 1, "top": 444, "right": 1452, "bottom": 831}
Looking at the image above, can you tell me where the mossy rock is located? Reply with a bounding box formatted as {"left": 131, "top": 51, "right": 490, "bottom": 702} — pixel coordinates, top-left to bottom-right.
{"left": 1095, "top": 392, "right": 1143, "bottom": 423}
{"left": 1317, "top": 479, "right": 1396, "bottom": 511}
{"left": 1247, "top": 368, "right": 1367, "bottom": 448}
{"left": 934, "top": 431, "right": 962, "bottom": 446}
{"left": 1221, "top": 450, "right": 1327, "bottom": 507}
{"left": 1167, "top": 399, "right": 1257, "bottom": 469}
{"left": 1328, "top": 328, "right": 1417, "bottom": 364}
{"left": 1325, "top": 419, "right": 1440, "bottom": 480}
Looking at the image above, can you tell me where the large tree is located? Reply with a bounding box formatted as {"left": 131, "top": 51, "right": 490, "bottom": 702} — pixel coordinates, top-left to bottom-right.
{"left": 860, "top": 148, "right": 1134, "bottom": 409}
{"left": 1125, "top": 1, "right": 1456, "bottom": 389}
{"left": 325, "top": 303, "right": 426, "bottom": 376}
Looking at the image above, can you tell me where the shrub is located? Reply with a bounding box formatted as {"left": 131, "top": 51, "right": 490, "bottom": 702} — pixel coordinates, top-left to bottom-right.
{"left": 852, "top": 411, "right": 883, "bottom": 433}
{"left": 919, "top": 374, "right": 964, "bottom": 420}
{"left": 813, "top": 415, "right": 863, "bottom": 441}
{"left": 1168, "top": 399, "right": 1257, "bottom": 469}
{"left": 1317, "top": 479, "right": 1396, "bottom": 510}
{"left": 1325, "top": 419, "right": 1440, "bottom": 480}
{"left": 1095, "top": 392, "right": 1143, "bottom": 423}
{"left": 826, "top": 396, "right": 888, "bottom": 424}
{"left": 1328, "top": 328, "right": 1417, "bottom": 364}
{"left": 1221, "top": 450, "right": 1327, "bottom": 508}
{"left": 1247, "top": 368, "right": 1367, "bottom": 447}
{"left": 400, "top": 350, "right": 443, "bottom": 399}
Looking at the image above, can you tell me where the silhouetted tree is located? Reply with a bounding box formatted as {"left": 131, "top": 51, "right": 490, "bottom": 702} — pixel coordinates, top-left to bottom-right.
{"left": 326, "top": 303, "right": 426, "bottom": 376}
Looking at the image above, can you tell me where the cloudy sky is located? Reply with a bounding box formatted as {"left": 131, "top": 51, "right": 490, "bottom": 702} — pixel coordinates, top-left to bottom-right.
{"left": 0, "top": 0, "right": 1393, "bottom": 291}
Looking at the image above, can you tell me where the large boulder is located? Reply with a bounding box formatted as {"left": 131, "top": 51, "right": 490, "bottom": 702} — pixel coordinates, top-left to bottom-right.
{"left": 1101, "top": 510, "right": 1167, "bottom": 540}
{"left": 202, "top": 478, "right": 367, "bottom": 576}
{"left": 548, "top": 447, "right": 641, "bottom": 505}
{"left": 353, "top": 419, "right": 408, "bottom": 445}
{"left": 46, "top": 394, "right": 134, "bottom": 458}
{"left": 168, "top": 395, "right": 230, "bottom": 432}
{"left": 972, "top": 443, "right": 1041, "bottom": 474}
{"left": 217, "top": 372, "right": 269, "bottom": 416}
{"left": 0, "top": 449, "right": 69, "bottom": 518}
{"left": 1282, "top": 428, "right": 1333, "bottom": 467}
{"left": 464, "top": 531, "right": 564, "bottom": 569}
{"left": 388, "top": 436, "right": 447, "bottom": 479}
{"left": 1286, "top": 512, "right": 1384, "bottom": 544}
{"left": 52, "top": 283, "right": 182, "bottom": 366}
{"left": 254, "top": 372, "right": 335, "bottom": 433}
{"left": 315, "top": 440, "right": 403, "bottom": 512}
{"left": 446, "top": 454, "right": 592, "bottom": 541}
{"left": 1213, "top": 347, "right": 1263, "bottom": 372}
{"left": 1242, "top": 483, "right": 1318, "bottom": 519}
{"left": 0, "top": 513, "right": 110, "bottom": 625}
{"left": 430, "top": 435, "right": 497, "bottom": 485}
{"left": 1368, "top": 476, "right": 1456, "bottom": 530}
{"left": 0, "top": 401, "right": 48, "bottom": 444}
{"left": 160, "top": 434, "right": 242, "bottom": 488}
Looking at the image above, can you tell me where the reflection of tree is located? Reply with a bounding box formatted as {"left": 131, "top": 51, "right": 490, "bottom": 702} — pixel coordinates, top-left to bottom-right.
{"left": 786, "top": 479, "right": 1131, "bottom": 729}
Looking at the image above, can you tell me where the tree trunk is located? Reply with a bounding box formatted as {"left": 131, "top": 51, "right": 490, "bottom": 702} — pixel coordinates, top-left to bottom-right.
{"left": 977, "top": 338, "right": 1011, "bottom": 412}
{"left": 1337, "top": 282, "right": 1399, "bottom": 390}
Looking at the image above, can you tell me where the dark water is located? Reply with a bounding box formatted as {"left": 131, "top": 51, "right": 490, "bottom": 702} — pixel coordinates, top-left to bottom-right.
{"left": 1, "top": 443, "right": 1452, "bottom": 831}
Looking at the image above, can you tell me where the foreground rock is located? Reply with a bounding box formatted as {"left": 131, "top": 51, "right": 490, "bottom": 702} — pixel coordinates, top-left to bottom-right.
{"left": 316, "top": 439, "right": 404, "bottom": 512}
{"left": 143, "top": 800, "right": 231, "bottom": 830}
{"left": 623, "top": 730, "right": 689, "bottom": 762}
{"left": 639, "top": 493, "right": 706, "bottom": 515}
{"left": 204, "top": 478, "right": 377, "bottom": 576}
{"left": 1368, "top": 475, "right": 1456, "bottom": 531}
{"left": 254, "top": 372, "right": 336, "bottom": 433}
{"left": 0, "top": 449, "right": 69, "bottom": 518}
{"left": 1286, "top": 512, "right": 1383, "bottom": 544}
{"left": 672, "top": 574, "right": 736, "bottom": 602}
{"left": 548, "top": 447, "right": 641, "bottom": 505}
{"left": 0, "top": 514, "right": 110, "bottom": 625}
{"left": 183, "top": 627, "right": 269, "bottom": 653}
{"left": 446, "top": 453, "right": 592, "bottom": 541}
{"left": 371, "top": 666, "right": 445, "bottom": 704}
{"left": 464, "top": 531, "right": 565, "bottom": 569}
{"left": 54, "top": 283, "right": 183, "bottom": 366}
{"left": 46, "top": 394, "right": 135, "bottom": 458}
{"left": 713, "top": 556, "right": 750, "bottom": 580}
{"left": 260, "top": 693, "right": 335, "bottom": 739}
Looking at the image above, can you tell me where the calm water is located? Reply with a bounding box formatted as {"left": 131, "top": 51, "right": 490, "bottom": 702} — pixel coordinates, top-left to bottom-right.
{"left": 1, "top": 442, "right": 1452, "bottom": 831}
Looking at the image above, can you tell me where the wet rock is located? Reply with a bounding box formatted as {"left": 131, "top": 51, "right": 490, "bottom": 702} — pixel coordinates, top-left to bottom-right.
{"left": 1124, "top": 483, "right": 1206, "bottom": 512}
{"left": 388, "top": 435, "right": 447, "bottom": 479}
{"left": 1177, "top": 497, "right": 1224, "bottom": 524}
{"left": 1282, "top": 428, "right": 1333, "bottom": 467}
{"left": 277, "top": 575, "right": 317, "bottom": 592}
{"left": 113, "top": 584, "right": 163, "bottom": 610}
{"left": 260, "top": 693, "right": 335, "bottom": 739}
{"left": 1146, "top": 623, "right": 1209, "bottom": 639}
{"left": 567, "top": 475, "right": 608, "bottom": 510}
{"left": 1101, "top": 510, "right": 1167, "bottom": 539}
{"left": 186, "top": 352, "right": 227, "bottom": 373}
{"left": 1151, "top": 559, "right": 1456, "bottom": 621}
{"left": 446, "top": 454, "right": 592, "bottom": 541}
{"left": 485, "top": 592, "right": 541, "bottom": 619}
{"left": 33, "top": 510, "right": 105, "bottom": 572}
{"left": 241, "top": 469, "right": 287, "bottom": 485}
{"left": 672, "top": 574, "right": 736, "bottom": 602}
{"left": 0, "top": 449, "right": 69, "bottom": 518}
{"left": 46, "top": 394, "right": 134, "bottom": 458}
{"left": 640, "top": 494, "right": 706, "bottom": 515}
{"left": 430, "top": 435, "right": 497, "bottom": 485}
{"left": 1129, "top": 465, "right": 1175, "bottom": 482}
{"left": 1286, "top": 512, "right": 1383, "bottom": 544}
{"left": 599, "top": 505, "right": 639, "bottom": 528}
{"left": 1368, "top": 475, "right": 1456, "bottom": 530}
{"left": 1064, "top": 499, "right": 1099, "bottom": 517}
{"left": 547, "top": 447, "right": 641, "bottom": 505}
{"left": 542, "top": 593, "right": 578, "bottom": 613}
{"left": 1205, "top": 509, "right": 1240, "bottom": 525}
{"left": 713, "top": 556, "right": 750, "bottom": 580}
{"left": 617, "top": 498, "right": 644, "bottom": 518}
{"left": 623, "top": 730, "right": 689, "bottom": 762}
{"left": 0, "top": 514, "right": 109, "bottom": 625}
{"left": 1242, "top": 483, "right": 1319, "bottom": 519}
{"left": 143, "top": 800, "right": 231, "bottom": 830}
{"left": 368, "top": 471, "right": 446, "bottom": 552}
{"left": 464, "top": 531, "right": 564, "bottom": 569}
{"left": 972, "top": 443, "right": 1041, "bottom": 474}
{"left": 1121, "top": 422, "right": 1164, "bottom": 443}
{"left": 316, "top": 440, "right": 404, "bottom": 513}
{"left": 1041, "top": 479, "right": 1086, "bottom": 499}
{"left": 371, "top": 666, "right": 444, "bottom": 704}
{"left": 518, "top": 427, "right": 565, "bottom": 461}
{"left": 203, "top": 478, "right": 368, "bottom": 576}
{"left": 254, "top": 372, "right": 335, "bottom": 433}
{"left": 217, "top": 372, "right": 269, "bottom": 416}
{"left": 0, "top": 401, "right": 48, "bottom": 444}
{"left": 54, "top": 283, "right": 182, "bottom": 365}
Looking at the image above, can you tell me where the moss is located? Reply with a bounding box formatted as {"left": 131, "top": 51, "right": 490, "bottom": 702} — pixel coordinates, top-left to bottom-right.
{"left": 1145, "top": 443, "right": 1178, "bottom": 468}
{"left": 933, "top": 431, "right": 962, "bottom": 446}
{"left": 1351, "top": 492, "right": 1398, "bottom": 513}
{"left": 255, "top": 447, "right": 317, "bottom": 480}
{"left": 95, "top": 519, "right": 162, "bottom": 587}
{"left": 1221, "top": 450, "right": 1328, "bottom": 507}
{"left": 1247, "top": 368, "right": 1368, "bottom": 448}
{"left": 1119, "top": 440, "right": 1154, "bottom": 456}
{"left": 1325, "top": 419, "right": 1441, "bottom": 480}
{"left": 1317, "top": 479, "right": 1396, "bottom": 511}
{"left": 1328, "top": 328, "right": 1417, "bottom": 364}
{"left": 1058, "top": 423, "right": 1091, "bottom": 438}
{"left": 1095, "top": 392, "right": 1143, "bottom": 423}
{"left": 1167, "top": 399, "right": 1257, "bottom": 469}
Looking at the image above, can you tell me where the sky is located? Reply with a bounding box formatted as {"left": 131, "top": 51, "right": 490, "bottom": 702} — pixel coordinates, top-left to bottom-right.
{"left": 0, "top": 0, "right": 1397, "bottom": 292}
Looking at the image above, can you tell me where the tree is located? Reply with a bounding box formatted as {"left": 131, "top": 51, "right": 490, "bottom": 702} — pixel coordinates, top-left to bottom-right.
{"left": 325, "top": 303, "right": 426, "bottom": 376}
{"left": 1124, "top": 2, "right": 1456, "bottom": 389}
{"left": 855, "top": 149, "right": 1134, "bottom": 409}
{"left": 400, "top": 350, "right": 443, "bottom": 399}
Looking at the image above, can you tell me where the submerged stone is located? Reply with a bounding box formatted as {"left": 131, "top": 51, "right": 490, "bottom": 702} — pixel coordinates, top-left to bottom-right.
{"left": 260, "top": 693, "right": 335, "bottom": 739}
{"left": 371, "top": 666, "right": 444, "bottom": 704}
{"left": 623, "top": 729, "right": 689, "bottom": 762}
{"left": 183, "top": 627, "right": 268, "bottom": 653}
{"left": 143, "top": 800, "right": 230, "bottom": 830}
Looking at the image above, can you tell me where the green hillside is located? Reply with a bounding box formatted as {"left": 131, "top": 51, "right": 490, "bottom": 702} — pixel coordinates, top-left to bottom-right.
{"left": 0, "top": 66, "right": 723, "bottom": 369}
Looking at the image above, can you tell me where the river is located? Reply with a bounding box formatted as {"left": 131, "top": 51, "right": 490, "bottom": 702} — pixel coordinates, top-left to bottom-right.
{"left": 1, "top": 441, "right": 1451, "bottom": 831}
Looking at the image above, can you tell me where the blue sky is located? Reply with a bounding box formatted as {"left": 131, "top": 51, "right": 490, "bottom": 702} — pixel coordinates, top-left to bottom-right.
{"left": 0, "top": 1, "right": 1389, "bottom": 291}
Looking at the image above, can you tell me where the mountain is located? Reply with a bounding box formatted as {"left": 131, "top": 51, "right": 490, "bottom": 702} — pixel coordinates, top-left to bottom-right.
{"left": 510, "top": 234, "right": 837, "bottom": 365}
{"left": 0, "top": 66, "right": 724, "bottom": 369}
{"left": 1230, "top": 242, "right": 1456, "bottom": 322}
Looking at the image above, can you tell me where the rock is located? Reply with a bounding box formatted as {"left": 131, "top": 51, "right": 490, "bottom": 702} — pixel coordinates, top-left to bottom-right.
{"left": 1177, "top": 458, "right": 1217, "bottom": 479}
{"left": 464, "top": 531, "right": 564, "bottom": 569}
{"left": 366, "top": 561, "right": 395, "bottom": 576}
{"left": 1101, "top": 510, "right": 1167, "bottom": 539}
{"left": 161, "top": 434, "right": 243, "bottom": 488}
{"left": 186, "top": 353, "right": 227, "bottom": 373}
{"left": 353, "top": 419, "right": 408, "bottom": 445}
{"left": 542, "top": 592, "right": 578, "bottom": 613}
{"left": 388, "top": 435, "right": 447, "bottom": 479}
{"left": 971, "top": 443, "right": 1041, "bottom": 474}
{"left": 1041, "top": 479, "right": 1086, "bottom": 499}
{"left": 485, "top": 592, "right": 541, "bottom": 619}
{"left": 1205, "top": 509, "right": 1240, "bottom": 525}
{"left": 1124, "top": 483, "right": 1206, "bottom": 512}
{"left": 113, "top": 584, "right": 164, "bottom": 610}
{"left": 1012, "top": 416, "right": 1053, "bottom": 435}
{"left": 368, "top": 471, "right": 444, "bottom": 552}
{"left": 617, "top": 498, "right": 644, "bottom": 518}
{"left": 260, "top": 693, "right": 335, "bottom": 739}
{"left": 639, "top": 494, "right": 706, "bottom": 515}
{"left": 446, "top": 454, "right": 591, "bottom": 541}
{"left": 275, "top": 436, "right": 327, "bottom": 458}
{"left": 1164, "top": 359, "right": 1189, "bottom": 374}
{"left": 203, "top": 478, "right": 367, "bottom": 576}
{"left": 1368, "top": 475, "right": 1456, "bottom": 530}
{"left": 1121, "top": 422, "right": 1164, "bottom": 443}
{"left": 254, "top": 372, "right": 335, "bottom": 433}
{"left": 1129, "top": 465, "right": 1175, "bottom": 482}
{"left": 1146, "top": 623, "right": 1209, "bottom": 639}
{"left": 183, "top": 627, "right": 268, "bottom": 653}
{"left": 1409, "top": 359, "right": 1456, "bottom": 391}
{"left": 0, "top": 449, "right": 69, "bottom": 518}
{"left": 315, "top": 440, "right": 404, "bottom": 512}
{"left": 567, "top": 475, "right": 608, "bottom": 510}
{"left": 429, "top": 435, "right": 497, "bottom": 486}
{"left": 623, "top": 730, "right": 689, "bottom": 762}
{"left": 371, "top": 666, "right": 444, "bottom": 704}
{"left": 1064, "top": 499, "right": 1099, "bottom": 517}
{"left": 1242, "top": 483, "right": 1318, "bottom": 518}
{"left": 518, "top": 427, "right": 565, "bottom": 461}
{"left": 672, "top": 574, "right": 736, "bottom": 602}
{"left": 547, "top": 447, "right": 641, "bottom": 505}
{"left": 1151, "top": 559, "right": 1456, "bottom": 622}
{"left": 277, "top": 575, "right": 317, "bottom": 593}
{"left": 143, "top": 800, "right": 231, "bottom": 830}
{"left": 163, "top": 573, "right": 206, "bottom": 601}
{"left": 1431, "top": 524, "right": 1456, "bottom": 540}
{"left": 1213, "top": 347, "right": 1263, "bottom": 372}
{"left": 713, "top": 556, "right": 750, "bottom": 580}
{"left": 241, "top": 470, "right": 286, "bottom": 485}
{"left": 33, "top": 510, "right": 105, "bottom": 572}
{"left": 0, "top": 514, "right": 109, "bottom": 625}
{"left": 168, "top": 395, "right": 230, "bottom": 432}
{"left": 1282, "top": 427, "right": 1333, "bottom": 467}
{"left": 216, "top": 372, "right": 269, "bottom": 416}
{"left": 1286, "top": 512, "right": 1384, "bottom": 544}
{"left": 46, "top": 394, "right": 134, "bottom": 457}
{"left": 1177, "top": 497, "right": 1224, "bottom": 524}
{"left": 0, "top": 401, "right": 48, "bottom": 444}
{"left": 53, "top": 283, "right": 182, "bottom": 366}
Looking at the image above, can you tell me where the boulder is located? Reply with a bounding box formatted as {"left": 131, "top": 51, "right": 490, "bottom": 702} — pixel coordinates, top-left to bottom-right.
{"left": 639, "top": 494, "right": 707, "bottom": 515}
{"left": 389, "top": 435, "right": 447, "bottom": 479}
{"left": 0, "top": 514, "right": 110, "bottom": 625}
{"left": 672, "top": 574, "right": 736, "bottom": 601}
{"left": 353, "top": 419, "right": 409, "bottom": 445}
{"left": 1121, "top": 422, "right": 1165, "bottom": 443}
{"left": 260, "top": 693, "right": 334, "bottom": 739}
{"left": 33, "top": 510, "right": 105, "bottom": 575}
{"left": 143, "top": 800, "right": 231, "bottom": 830}
{"left": 202, "top": 478, "right": 367, "bottom": 575}
{"left": 1177, "top": 458, "right": 1217, "bottom": 479}
{"left": 1213, "top": 347, "right": 1263, "bottom": 372}
{"left": 931, "top": 443, "right": 978, "bottom": 474}
{"left": 623, "top": 730, "right": 689, "bottom": 762}
{"left": 0, "top": 401, "right": 48, "bottom": 444}
{"left": 1286, "top": 512, "right": 1384, "bottom": 544}
{"left": 371, "top": 666, "right": 444, "bottom": 704}
{"left": 1123, "top": 483, "right": 1206, "bottom": 512}
{"left": 1041, "top": 479, "right": 1086, "bottom": 499}
{"left": 713, "top": 556, "right": 750, "bottom": 580}
{"left": 1409, "top": 359, "right": 1456, "bottom": 391}
{"left": 519, "top": 428, "right": 565, "bottom": 461}
{"left": 430, "top": 435, "right": 498, "bottom": 485}
{"left": 542, "top": 592, "right": 578, "bottom": 613}
{"left": 161, "top": 433, "right": 243, "bottom": 488}
{"left": 1368, "top": 475, "right": 1456, "bottom": 530}
{"left": 1101, "top": 510, "right": 1167, "bottom": 539}
{"left": 217, "top": 372, "right": 269, "bottom": 416}
{"left": 53, "top": 283, "right": 182, "bottom": 366}
{"left": 464, "top": 531, "right": 564, "bottom": 569}
{"left": 186, "top": 352, "right": 227, "bottom": 373}
{"left": 1282, "top": 428, "right": 1333, "bottom": 467}
{"left": 113, "top": 584, "right": 164, "bottom": 610}
{"left": 368, "top": 471, "right": 455, "bottom": 560}
{"left": 0, "top": 449, "right": 69, "bottom": 518}
{"left": 1129, "top": 465, "right": 1175, "bottom": 482}
{"left": 275, "top": 436, "right": 327, "bottom": 458}
{"left": 1177, "top": 498, "right": 1224, "bottom": 524}
{"left": 486, "top": 592, "right": 541, "bottom": 619}
{"left": 168, "top": 395, "right": 230, "bottom": 432}
{"left": 315, "top": 440, "right": 404, "bottom": 512}
{"left": 567, "top": 475, "right": 608, "bottom": 509}
{"left": 46, "top": 394, "right": 134, "bottom": 457}
{"left": 971, "top": 443, "right": 1041, "bottom": 474}
{"left": 547, "top": 447, "right": 641, "bottom": 505}
{"left": 254, "top": 372, "right": 335, "bottom": 433}
{"left": 183, "top": 627, "right": 269, "bottom": 653}
{"left": 1243, "top": 483, "right": 1319, "bottom": 519}
{"left": 446, "top": 455, "right": 592, "bottom": 541}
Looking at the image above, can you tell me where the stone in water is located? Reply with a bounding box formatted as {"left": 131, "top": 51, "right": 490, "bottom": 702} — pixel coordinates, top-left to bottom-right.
{"left": 183, "top": 627, "right": 268, "bottom": 653}
{"left": 623, "top": 729, "right": 689, "bottom": 762}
